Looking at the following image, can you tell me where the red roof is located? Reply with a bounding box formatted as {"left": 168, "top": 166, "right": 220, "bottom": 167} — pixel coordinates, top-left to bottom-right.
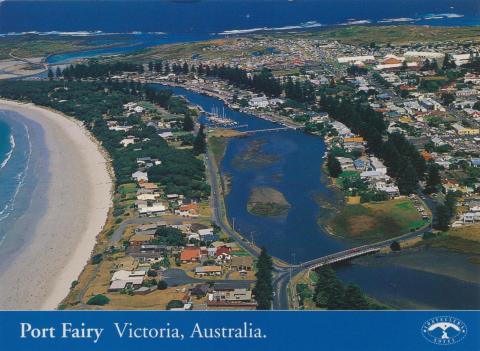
{"left": 180, "top": 247, "right": 201, "bottom": 261}
{"left": 215, "top": 246, "right": 231, "bottom": 257}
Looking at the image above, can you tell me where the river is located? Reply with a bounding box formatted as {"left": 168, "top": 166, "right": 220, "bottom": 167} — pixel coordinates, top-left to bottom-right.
{"left": 154, "top": 84, "right": 480, "bottom": 309}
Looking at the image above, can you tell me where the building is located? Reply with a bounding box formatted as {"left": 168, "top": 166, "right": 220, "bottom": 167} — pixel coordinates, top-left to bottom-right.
{"left": 195, "top": 265, "right": 223, "bottom": 276}
{"left": 369, "top": 157, "right": 387, "bottom": 175}
{"left": 108, "top": 270, "right": 146, "bottom": 292}
{"left": 180, "top": 247, "right": 201, "bottom": 263}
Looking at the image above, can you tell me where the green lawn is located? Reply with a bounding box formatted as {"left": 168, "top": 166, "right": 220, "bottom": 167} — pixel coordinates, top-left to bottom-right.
{"left": 329, "top": 199, "right": 425, "bottom": 243}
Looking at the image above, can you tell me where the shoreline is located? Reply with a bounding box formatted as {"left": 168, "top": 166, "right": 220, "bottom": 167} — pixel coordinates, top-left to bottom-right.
{"left": 0, "top": 99, "right": 113, "bottom": 310}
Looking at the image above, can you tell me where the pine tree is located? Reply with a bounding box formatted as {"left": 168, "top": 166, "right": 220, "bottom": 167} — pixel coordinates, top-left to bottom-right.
{"left": 55, "top": 67, "right": 62, "bottom": 78}
{"left": 253, "top": 248, "right": 273, "bottom": 310}
{"left": 425, "top": 164, "right": 441, "bottom": 194}
{"left": 343, "top": 284, "right": 369, "bottom": 310}
{"left": 47, "top": 68, "right": 54, "bottom": 81}
{"left": 326, "top": 153, "right": 342, "bottom": 178}
{"left": 183, "top": 113, "right": 194, "bottom": 131}
{"left": 193, "top": 124, "right": 206, "bottom": 155}
{"left": 397, "top": 161, "right": 418, "bottom": 195}
{"left": 435, "top": 204, "right": 450, "bottom": 231}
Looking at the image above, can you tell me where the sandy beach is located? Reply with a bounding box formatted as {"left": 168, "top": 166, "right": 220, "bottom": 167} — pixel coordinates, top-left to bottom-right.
{"left": 0, "top": 100, "right": 112, "bottom": 310}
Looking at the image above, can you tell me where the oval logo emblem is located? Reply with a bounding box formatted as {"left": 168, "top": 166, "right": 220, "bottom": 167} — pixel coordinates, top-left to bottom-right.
{"left": 421, "top": 316, "right": 467, "bottom": 345}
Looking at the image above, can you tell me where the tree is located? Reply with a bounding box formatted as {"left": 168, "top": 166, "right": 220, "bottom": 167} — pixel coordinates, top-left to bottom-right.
{"left": 343, "top": 284, "right": 369, "bottom": 309}
{"left": 157, "top": 280, "right": 168, "bottom": 290}
{"left": 435, "top": 204, "right": 451, "bottom": 231}
{"left": 193, "top": 124, "right": 207, "bottom": 155}
{"left": 397, "top": 161, "right": 418, "bottom": 195}
{"left": 442, "top": 53, "right": 456, "bottom": 70}
{"left": 326, "top": 153, "right": 342, "bottom": 178}
{"left": 325, "top": 279, "right": 345, "bottom": 310}
{"left": 390, "top": 241, "right": 401, "bottom": 251}
{"left": 166, "top": 300, "right": 184, "bottom": 310}
{"left": 253, "top": 248, "right": 273, "bottom": 310}
{"left": 425, "top": 164, "right": 441, "bottom": 193}
{"left": 87, "top": 294, "right": 110, "bottom": 306}
{"left": 55, "top": 67, "right": 62, "bottom": 78}
{"left": 183, "top": 113, "right": 194, "bottom": 131}
{"left": 314, "top": 266, "right": 338, "bottom": 307}
{"left": 47, "top": 68, "right": 54, "bottom": 81}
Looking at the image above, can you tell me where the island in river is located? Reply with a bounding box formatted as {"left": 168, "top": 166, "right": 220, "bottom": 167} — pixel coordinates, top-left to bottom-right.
{"left": 247, "top": 187, "right": 291, "bottom": 217}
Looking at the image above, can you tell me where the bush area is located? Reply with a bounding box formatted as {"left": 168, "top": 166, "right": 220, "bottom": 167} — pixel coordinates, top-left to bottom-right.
{"left": 0, "top": 80, "right": 210, "bottom": 198}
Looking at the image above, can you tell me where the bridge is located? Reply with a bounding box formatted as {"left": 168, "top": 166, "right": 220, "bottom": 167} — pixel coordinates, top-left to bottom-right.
{"left": 241, "top": 126, "right": 294, "bottom": 134}
{"left": 302, "top": 247, "right": 381, "bottom": 271}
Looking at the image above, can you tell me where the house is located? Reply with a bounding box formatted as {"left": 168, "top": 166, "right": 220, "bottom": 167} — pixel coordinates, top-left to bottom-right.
{"left": 132, "top": 171, "right": 148, "bottom": 183}
{"left": 190, "top": 283, "right": 209, "bottom": 298}
{"left": 138, "top": 202, "right": 167, "bottom": 215}
{"left": 126, "top": 244, "right": 169, "bottom": 260}
{"left": 129, "top": 234, "right": 153, "bottom": 246}
{"left": 471, "top": 159, "right": 480, "bottom": 168}
{"left": 230, "top": 256, "right": 254, "bottom": 272}
{"left": 452, "top": 123, "right": 479, "bottom": 136}
{"left": 215, "top": 246, "right": 232, "bottom": 257}
{"left": 354, "top": 159, "right": 366, "bottom": 170}
{"left": 120, "top": 136, "right": 136, "bottom": 147}
{"left": 180, "top": 247, "right": 201, "bottom": 263}
{"left": 337, "top": 157, "right": 355, "bottom": 171}
{"left": 195, "top": 265, "right": 222, "bottom": 277}
{"left": 369, "top": 157, "right": 387, "bottom": 175}
{"left": 249, "top": 96, "right": 269, "bottom": 108}
{"left": 140, "top": 183, "right": 159, "bottom": 191}
{"left": 159, "top": 131, "right": 174, "bottom": 140}
{"left": 175, "top": 203, "right": 199, "bottom": 217}
{"left": 108, "top": 270, "right": 146, "bottom": 292}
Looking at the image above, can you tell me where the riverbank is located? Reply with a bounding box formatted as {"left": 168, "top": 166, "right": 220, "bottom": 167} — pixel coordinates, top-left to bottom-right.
{"left": 0, "top": 100, "right": 112, "bottom": 309}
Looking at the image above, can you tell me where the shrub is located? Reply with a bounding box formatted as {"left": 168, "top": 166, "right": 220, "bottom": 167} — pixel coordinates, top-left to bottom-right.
{"left": 87, "top": 294, "right": 110, "bottom": 306}
{"left": 166, "top": 300, "right": 184, "bottom": 310}
{"left": 147, "top": 269, "right": 158, "bottom": 277}
{"left": 390, "top": 241, "right": 401, "bottom": 251}
{"left": 158, "top": 280, "right": 168, "bottom": 290}
{"left": 91, "top": 254, "right": 103, "bottom": 265}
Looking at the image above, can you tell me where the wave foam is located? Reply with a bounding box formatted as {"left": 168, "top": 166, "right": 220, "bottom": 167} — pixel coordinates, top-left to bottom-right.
{"left": 219, "top": 21, "right": 322, "bottom": 35}
{"left": 340, "top": 20, "right": 371, "bottom": 25}
{"left": 377, "top": 17, "right": 418, "bottom": 23}
{"left": 0, "top": 134, "right": 15, "bottom": 170}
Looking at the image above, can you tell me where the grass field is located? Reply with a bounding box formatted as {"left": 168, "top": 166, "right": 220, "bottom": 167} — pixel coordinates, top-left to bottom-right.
{"left": 328, "top": 199, "right": 425, "bottom": 243}
{"left": 417, "top": 224, "right": 480, "bottom": 263}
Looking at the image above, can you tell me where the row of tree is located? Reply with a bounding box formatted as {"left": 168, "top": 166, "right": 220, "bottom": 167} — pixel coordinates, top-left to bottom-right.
{"left": 320, "top": 95, "right": 426, "bottom": 195}
{"left": 314, "top": 266, "right": 384, "bottom": 310}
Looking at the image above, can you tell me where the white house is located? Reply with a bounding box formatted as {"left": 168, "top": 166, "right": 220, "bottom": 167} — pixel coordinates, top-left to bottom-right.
{"left": 132, "top": 171, "right": 148, "bottom": 183}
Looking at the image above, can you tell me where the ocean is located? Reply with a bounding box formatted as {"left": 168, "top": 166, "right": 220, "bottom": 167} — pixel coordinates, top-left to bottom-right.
{"left": 0, "top": 0, "right": 478, "bottom": 36}
{"left": 0, "top": 111, "right": 46, "bottom": 269}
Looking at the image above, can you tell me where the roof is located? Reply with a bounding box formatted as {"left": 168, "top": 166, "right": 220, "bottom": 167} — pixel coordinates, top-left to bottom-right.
{"left": 230, "top": 255, "right": 253, "bottom": 266}
{"left": 195, "top": 266, "right": 222, "bottom": 273}
{"left": 180, "top": 247, "right": 201, "bottom": 261}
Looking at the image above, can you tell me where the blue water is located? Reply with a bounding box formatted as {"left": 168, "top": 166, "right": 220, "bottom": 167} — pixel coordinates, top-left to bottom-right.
{"left": 0, "top": 114, "right": 32, "bottom": 244}
{"left": 0, "top": 0, "right": 478, "bottom": 35}
{"left": 155, "top": 84, "right": 348, "bottom": 262}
